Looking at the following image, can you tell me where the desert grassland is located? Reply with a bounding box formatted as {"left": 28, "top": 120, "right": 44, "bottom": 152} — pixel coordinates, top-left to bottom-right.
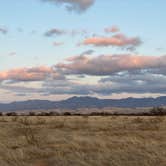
{"left": 0, "top": 116, "right": 166, "bottom": 166}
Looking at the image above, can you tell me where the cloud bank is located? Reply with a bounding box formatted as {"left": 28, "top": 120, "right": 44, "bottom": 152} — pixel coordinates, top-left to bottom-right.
{"left": 1, "top": 53, "right": 166, "bottom": 97}
{"left": 56, "top": 54, "right": 166, "bottom": 75}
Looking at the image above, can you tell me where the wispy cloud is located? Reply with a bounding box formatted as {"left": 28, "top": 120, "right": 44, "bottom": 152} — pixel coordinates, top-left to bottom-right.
{"left": 104, "top": 25, "right": 120, "bottom": 33}
{"left": 53, "top": 41, "right": 64, "bottom": 46}
{"left": 44, "top": 28, "right": 66, "bottom": 37}
{"left": 41, "top": 0, "right": 95, "bottom": 13}
{"left": 80, "top": 49, "right": 94, "bottom": 55}
{"left": 8, "top": 52, "right": 17, "bottom": 56}
{"left": 44, "top": 28, "right": 88, "bottom": 37}
{"left": 0, "top": 27, "right": 8, "bottom": 34}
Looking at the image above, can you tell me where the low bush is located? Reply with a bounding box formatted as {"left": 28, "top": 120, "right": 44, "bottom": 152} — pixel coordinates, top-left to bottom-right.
{"left": 150, "top": 107, "right": 166, "bottom": 115}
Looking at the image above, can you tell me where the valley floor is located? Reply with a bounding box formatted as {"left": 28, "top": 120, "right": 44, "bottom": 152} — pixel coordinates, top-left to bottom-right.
{"left": 0, "top": 116, "right": 166, "bottom": 166}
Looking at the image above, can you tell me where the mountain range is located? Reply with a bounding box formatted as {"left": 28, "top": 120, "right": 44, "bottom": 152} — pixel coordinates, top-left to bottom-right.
{"left": 0, "top": 96, "right": 166, "bottom": 112}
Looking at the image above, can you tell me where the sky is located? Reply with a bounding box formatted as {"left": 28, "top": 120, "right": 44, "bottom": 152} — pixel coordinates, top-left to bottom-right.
{"left": 0, "top": 0, "right": 166, "bottom": 102}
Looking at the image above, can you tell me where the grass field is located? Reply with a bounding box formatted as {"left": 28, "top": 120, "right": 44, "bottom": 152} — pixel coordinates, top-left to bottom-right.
{"left": 0, "top": 116, "right": 166, "bottom": 166}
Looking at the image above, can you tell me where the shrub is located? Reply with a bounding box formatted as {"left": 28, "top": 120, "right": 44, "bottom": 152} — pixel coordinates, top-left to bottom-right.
{"left": 132, "top": 117, "right": 143, "bottom": 123}
{"left": 28, "top": 112, "right": 36, "bottom": 116}
{"left": 19, "top": 117, "right": 31, "bottom": 125}
{"left": 36, "top": 112, "right": 59, "bottom": 116}
{"left": 150, "top": 107, "right": 166, "bottom": 115}
{"left": 63, "top": 112, "right": 71, "bottom": 116}
{"left": 6, "top": 112, "right": 17, "bottom": 116}
{"left": 35, "top": 117, "right": 46, "bottom": 125}
{"left": 48, "top": 112, "right": 60, "bottom": 116}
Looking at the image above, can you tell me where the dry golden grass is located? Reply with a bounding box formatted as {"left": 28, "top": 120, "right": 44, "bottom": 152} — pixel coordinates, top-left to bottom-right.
{"left": 0, "top": 116, "right": 166, "bottom": 166}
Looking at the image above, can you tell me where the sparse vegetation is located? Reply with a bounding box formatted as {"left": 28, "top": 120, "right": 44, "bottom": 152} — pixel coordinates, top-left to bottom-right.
{"left": 1, "top": 106, "right": 166, "bottom": 117}
{"left": 150, "top": 107, "right": 166, "bottom": 115}
{"left": 6, "top": 112, "right": 18, "bottom": 116}
{"left": 0, "top": 115, "right": 166, "bottom": 166}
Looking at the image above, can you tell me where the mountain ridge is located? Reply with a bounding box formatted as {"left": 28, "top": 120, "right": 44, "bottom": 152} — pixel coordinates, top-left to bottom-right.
{"left": 0, "top": 96, "right": 166, "bottom": 112}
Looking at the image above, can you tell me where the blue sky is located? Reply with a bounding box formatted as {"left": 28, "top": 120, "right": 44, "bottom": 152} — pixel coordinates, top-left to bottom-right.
{"left": 0, "top": 0, "right": 166, "bottom": 102}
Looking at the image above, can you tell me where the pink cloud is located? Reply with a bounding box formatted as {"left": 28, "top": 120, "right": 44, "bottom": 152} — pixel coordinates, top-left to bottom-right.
{"left": 82, "top": 33, "right": 141, "bottom": 48}
{"left": 0, "top": 66, "right": 54, "bottom": 82}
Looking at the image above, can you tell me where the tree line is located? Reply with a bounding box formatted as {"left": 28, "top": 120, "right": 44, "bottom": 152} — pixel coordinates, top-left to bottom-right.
{"left": 0, "top": 107, "right": 165, "bottom": 116}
